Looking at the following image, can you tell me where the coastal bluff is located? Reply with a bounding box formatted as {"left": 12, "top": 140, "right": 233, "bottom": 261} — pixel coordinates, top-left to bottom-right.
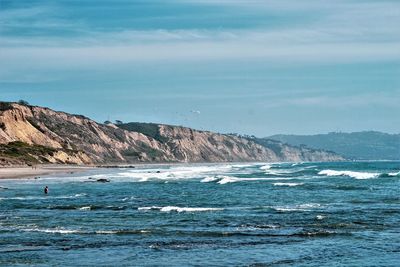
{"left": 0, "top": 102, "right": 344, "bottom": 165}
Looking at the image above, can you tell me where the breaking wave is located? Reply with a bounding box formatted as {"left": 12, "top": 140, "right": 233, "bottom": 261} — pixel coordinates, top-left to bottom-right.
{"left": 260, "top": 164, "right": 272, "bottom": 170}
{"left": 95, "top": 230, "right": 150, "bottom": 235}
{"left": 200, "top": 175, "right": 300, "bottom": 184}
{"left": 1, "top": 161, "right": 398, "bottom": 266}
{"left": 273, "top": 182, "right": 304, "bottom": 187}
{"left": 318, "top": 170, "right": 379, "bottom": 179}
{"left": 14, "top": 227, "right": 150, "bottom": 235}
{"left": 381, "top": 171, "right": 400, "bottom": 177}
{"left": 77, "top": 206, "right": 91, "bottom": 211}
{"left": 217, "top": 176, "right": 270, "bottom": 185}
{"left": 138, "top": 206, "right": 224, "bottom": 212}
{"left": 273, "top": 203, "right": 321, "bottom": 212}
{"left": 319, "top": 169, "right": 400, "bottom": 179}
{"left": 21, "top": 227, "right": 80, "bottom": 234}
{"left": 200, "top": 176, "right": 221, "bottom": 183}
{"left": 114, "top": 165, "right": 234, "bottom": 182}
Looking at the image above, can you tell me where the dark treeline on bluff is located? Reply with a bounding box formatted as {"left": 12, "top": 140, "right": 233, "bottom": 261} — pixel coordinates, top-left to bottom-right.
{"left": 0, "top": 101, "right": 344, "bottom": 166}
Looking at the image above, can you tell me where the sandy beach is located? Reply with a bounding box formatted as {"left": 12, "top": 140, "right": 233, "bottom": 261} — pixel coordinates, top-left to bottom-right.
{"left": 0, "top": 162, "right": 202, "bottom": 180}
{"left": 0, "top": 165, "right": 94, "bottom": 179}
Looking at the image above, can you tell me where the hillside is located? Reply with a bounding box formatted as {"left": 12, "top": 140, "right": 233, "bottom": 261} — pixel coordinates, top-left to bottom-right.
{"left": 269, "top": 132, "right": 400, "bottom": 160}
{"left": 0, "top": 101, "right": 344, "bottom": 166}
{"left": 248, "top": 137, "right": 343, "bottom": 162}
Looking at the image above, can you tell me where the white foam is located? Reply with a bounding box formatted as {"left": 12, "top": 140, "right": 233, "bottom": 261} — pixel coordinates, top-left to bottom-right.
{"left": 216, "top": 176, "right": 294, "bottom": 184}
{"left": 95, "top": 230, "right": 116, "bottom": 234}
{"left": 273, "top": 182, "right": 303, "bottom": 187}
{"left": 202, "top": 175, "right": 282, "bottom": 184}
{"left": 21, "top": 227, "right": 80, "bottom": 234}
{"left": 273, "top": 203, "right": 321, "bottom": 212}
{"left": 41, "top": 174, "right": 108, "bottom": 183}
{"left": 115, "top": 165, "right": 234, "bottom": 182}
{"left": 239, "top": 224, "right": 279, "bottom": 231}
{"left": 231, "top": 164, "right": 255, "bottom": 168}
{"left": 217, "top": 176, "right": 240, "bottom": 184}
{"left": 263, "top": 167, "right": 302, "bottom": 176}
{"left": 318, "top": 169, "right": 379, "bottom": 179}
{"left": 316, "top": 215, "right": 326, "bottom": 220}
{"left": 200, "top": 176, "right": 220, "bottom": 183}
{"left": 388, "top": 171, "right": 400, "bottom": 176}
{"left": 260, "top": 164, "right": 272, "bottom": 170}
{"left": 95, "top": 230, "right": 150, "bottom": 234}
{"left": 138, "top": 206, "right": 223, "bottom": 212}
{"left": 77, "top": 206, "right": 91, "bottom": 210}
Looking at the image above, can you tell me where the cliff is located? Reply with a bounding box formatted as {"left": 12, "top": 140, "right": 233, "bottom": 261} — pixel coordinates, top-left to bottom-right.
{"left": 0, "top": 102, "right": 344, "bottom": 165}
{"left": 269, "top": 132, "right": 400, "bottom": 160}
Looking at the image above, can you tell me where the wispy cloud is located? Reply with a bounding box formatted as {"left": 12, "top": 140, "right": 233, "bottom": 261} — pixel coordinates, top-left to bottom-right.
{"left": 0, "top": 0, "right": 399, "bottom": 134}
{"left": 1, "top": 0, "right": 398, "bottom": 73}
{"left": 1, "top": 41, "right": 399, "bottom": 74}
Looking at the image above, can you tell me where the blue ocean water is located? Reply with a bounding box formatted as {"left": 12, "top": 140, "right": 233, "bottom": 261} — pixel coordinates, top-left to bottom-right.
{"left": 0, "top": 161, "right": 399, "bottom": 266}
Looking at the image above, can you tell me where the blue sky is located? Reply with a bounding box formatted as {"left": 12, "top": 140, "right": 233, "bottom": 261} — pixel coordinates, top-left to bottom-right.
{"left": 0, "top": 0, "right": 399, "bottom": 136}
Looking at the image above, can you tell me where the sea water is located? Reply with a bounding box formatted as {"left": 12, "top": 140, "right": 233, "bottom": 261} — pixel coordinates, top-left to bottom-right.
{"left": 0, "top": 161, "right": 399, "bottom": 266}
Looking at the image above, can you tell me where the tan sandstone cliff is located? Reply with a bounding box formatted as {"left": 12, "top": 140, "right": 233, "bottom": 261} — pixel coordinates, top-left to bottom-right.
{"left": 0, "top": 102, "right": 344, "bottom": 165}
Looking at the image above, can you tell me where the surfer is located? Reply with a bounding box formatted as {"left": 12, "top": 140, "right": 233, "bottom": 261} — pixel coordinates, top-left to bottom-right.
{"left": 44, "top": 186, "right": 49, "bottom": 194}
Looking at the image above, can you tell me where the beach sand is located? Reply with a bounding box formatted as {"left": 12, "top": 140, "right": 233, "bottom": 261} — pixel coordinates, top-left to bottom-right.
{"left": 0, "top": 162, "right": 223, "bottom": 179}
{"left": 0, "top": 165, "right": 94, "bottom": 179}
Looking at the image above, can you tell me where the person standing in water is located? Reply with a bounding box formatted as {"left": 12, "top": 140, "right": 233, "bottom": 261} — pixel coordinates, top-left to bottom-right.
{"left": 44, "top": 186, "right": 49, "bottom": 194}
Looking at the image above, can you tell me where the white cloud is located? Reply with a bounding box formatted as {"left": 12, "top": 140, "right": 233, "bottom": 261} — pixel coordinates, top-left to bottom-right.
{"left": 1, "top": 0, "right": 399, "bottom": 78}
{"left": 1, "top": 41, "right": 399, "bottom": 71}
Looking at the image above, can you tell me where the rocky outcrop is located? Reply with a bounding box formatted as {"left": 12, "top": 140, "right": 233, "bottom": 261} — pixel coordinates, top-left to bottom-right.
{"left": 0, "top": 102, "right": 344, "bottom": 165}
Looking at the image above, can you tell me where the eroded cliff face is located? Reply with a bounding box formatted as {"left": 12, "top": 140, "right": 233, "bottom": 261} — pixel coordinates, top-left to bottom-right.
{"left": 0, "top": 103, "right": 173, "bottom": 165}
{"left": 0, "top": 102, "right": 344, "bottom": 165}
{"left": 157, "top": 125, "right": 280, "bottom": 162}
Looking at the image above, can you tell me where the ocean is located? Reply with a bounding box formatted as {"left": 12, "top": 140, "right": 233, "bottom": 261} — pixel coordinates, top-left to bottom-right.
{"left": 0, "top": 161, "right": 399, "bottom": 266}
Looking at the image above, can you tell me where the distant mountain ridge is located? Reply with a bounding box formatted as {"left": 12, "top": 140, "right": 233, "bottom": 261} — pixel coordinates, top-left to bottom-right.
{"left": 269, "top": 131, "right": 400, "bottom": 160}
{"left": 0, "top": 102, "right": 344, "bottom": 165}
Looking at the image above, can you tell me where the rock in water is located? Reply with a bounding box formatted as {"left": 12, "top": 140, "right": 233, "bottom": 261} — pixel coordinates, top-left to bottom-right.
{"left": 96, "top": 178, "right": 110, "bottom": 183}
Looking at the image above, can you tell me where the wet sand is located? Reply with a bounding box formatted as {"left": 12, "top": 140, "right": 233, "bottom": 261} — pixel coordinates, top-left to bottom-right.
{"left": 0, "top": 165, "right": 94, "bottom": 179}
{"left": 0, "top": 162, "right": 230, "bottom": 179}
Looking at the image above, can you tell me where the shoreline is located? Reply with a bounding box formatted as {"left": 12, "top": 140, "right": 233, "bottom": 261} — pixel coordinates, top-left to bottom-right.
{"left": 0, "top": 165, "right": 95, "bottom": 180}
{"left": 0, "top": 160, "right": 366, "bottom": 180}
{"left": 0, "top": 162, "right": 259, "bottom": 180}
{"left": 0, "top": 162, "right": 219, "bottom": 180}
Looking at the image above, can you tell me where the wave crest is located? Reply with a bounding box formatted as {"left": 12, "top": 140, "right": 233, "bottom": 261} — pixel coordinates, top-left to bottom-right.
{"left": 273, "top": 203, "right": 321, "bottom": 212}
{"left": 260, "top": 164, "right": 272, "bottom": 170}
{"left": 318, "top": 170, "right": 379, "bottom": 179}
{"left": 21, "top": 227, "right": 80, "bottom": 234}
{"left": 138, "top": 206, "right": 223, "bottom": 212}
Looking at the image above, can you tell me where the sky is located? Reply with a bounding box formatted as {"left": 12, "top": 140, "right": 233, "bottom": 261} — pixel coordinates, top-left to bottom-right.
{"left": 0, "top": 0, "right": 399, "bottom": 136}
